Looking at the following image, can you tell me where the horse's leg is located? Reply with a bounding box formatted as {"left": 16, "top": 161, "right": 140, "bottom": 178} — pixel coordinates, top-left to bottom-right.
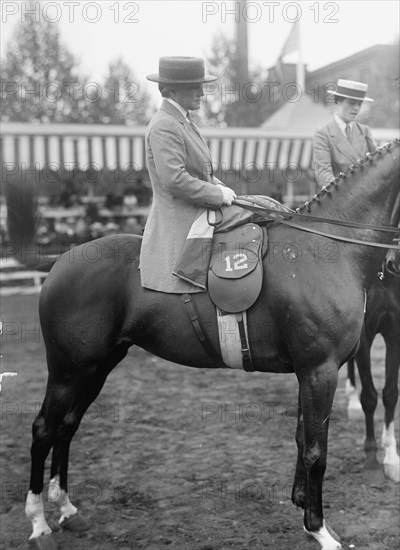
{"left": 346, "top": 359, "right": 363, "bottom": 420}
{"left": 292, "top": 394, "right": 306, "bottom": 508}
{"left": 356, "top": 339, "right": 383, "bottom": 483}
{"left": 297, "top": 363, "right": 342, "bottom": 550}
{"left": 381, "top": 337, "right": 400, "bottom": 482}
{"left": 25, "top": 378, "right": 80, "bottom": 549}
{"left": 47, "top": 372, "right": 108, "bottom": 530}
{"left": 48, "top": 347, "right": 128, "bottom": 527}
{"left": 26, "top": 342, "right": 127, "bottom": 547}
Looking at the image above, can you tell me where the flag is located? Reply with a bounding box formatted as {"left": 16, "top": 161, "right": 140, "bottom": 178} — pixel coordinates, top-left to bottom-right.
{"left": 279, "top": 23, "right": 300, "bottom": 60}
{"left": 270, "top": 23, "right": 300, "bottom": 83}
{"left": 273, "top": 22, "right": 304, "bottom": 90}
{"left": 173, "top": 210, "right": 216, "bottom": 290}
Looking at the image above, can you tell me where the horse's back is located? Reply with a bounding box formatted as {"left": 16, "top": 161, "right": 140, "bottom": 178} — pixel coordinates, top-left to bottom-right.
{"left": 42, "top": 234, "right": 142, "bottom": 292}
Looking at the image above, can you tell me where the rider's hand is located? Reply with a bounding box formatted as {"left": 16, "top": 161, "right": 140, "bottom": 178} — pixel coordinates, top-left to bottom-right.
{"left": 217, "top": 184, "right": 237, "bottom": 206}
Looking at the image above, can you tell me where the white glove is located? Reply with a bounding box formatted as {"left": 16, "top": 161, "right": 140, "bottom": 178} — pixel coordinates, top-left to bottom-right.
{"left": 217, "top": 184, "right": 236, "bottom": 206}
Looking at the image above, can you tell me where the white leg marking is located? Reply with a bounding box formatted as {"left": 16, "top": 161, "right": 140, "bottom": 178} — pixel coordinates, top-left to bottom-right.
{"left": 25, "top": 491, "right": 52, "bottom": 539}
{"left": 382, "top": 421, "right": 400, "bottom": 482}
{"left": 304, "top": 520, "right": 342, "bottom": 549}
{"left": 346, "top": 380, "right": 363, "bottom": 420}
{"left": 49, "top": 475, "right": 78, "bottom": 523}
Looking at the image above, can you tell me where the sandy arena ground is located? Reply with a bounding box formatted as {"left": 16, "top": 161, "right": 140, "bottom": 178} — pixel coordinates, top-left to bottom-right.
{"left": 0, "top": 295, "right": 399, "bottom": 550}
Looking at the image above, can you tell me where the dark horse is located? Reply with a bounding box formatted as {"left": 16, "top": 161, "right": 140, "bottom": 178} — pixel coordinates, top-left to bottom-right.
{"left": 346, "top": 247, "right": 400, "bottom": 483}
{"left": 6, "top": 141, "right": 400, "bottom": 550}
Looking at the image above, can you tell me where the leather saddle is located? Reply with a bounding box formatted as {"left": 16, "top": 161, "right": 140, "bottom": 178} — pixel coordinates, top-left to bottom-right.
{"left": 208, "top": 224, "right": 266, "bottom": 313}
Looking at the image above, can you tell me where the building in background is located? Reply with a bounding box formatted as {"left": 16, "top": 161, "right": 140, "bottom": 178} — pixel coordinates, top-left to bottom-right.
{"left": 264, "top": 43, "right": 399, "bottom": 129}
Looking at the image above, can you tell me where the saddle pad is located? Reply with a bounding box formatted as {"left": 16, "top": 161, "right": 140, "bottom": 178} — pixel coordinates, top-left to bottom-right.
{"left": 208, "top": 224, "right": 264, "bottom": 313}
{"left": 217, "top": 309, "right": 251, "bottom": 370}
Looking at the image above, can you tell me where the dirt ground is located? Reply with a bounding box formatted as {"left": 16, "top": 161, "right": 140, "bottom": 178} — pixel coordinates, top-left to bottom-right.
{"left": 0, "top": 295, "right": 399, "bottom": 550}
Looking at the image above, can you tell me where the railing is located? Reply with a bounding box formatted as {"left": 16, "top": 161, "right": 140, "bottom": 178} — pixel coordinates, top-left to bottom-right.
{"left": 1, "top": 123, "right": 398, "bottom": 171}
{"left": 0, "top": 258, "right": 47, "bottom": 296}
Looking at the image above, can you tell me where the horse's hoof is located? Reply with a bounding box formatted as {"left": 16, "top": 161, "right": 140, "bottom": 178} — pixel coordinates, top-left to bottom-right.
{"left": 28, "top": 534, "right": 57, "bottom": 550}
{"left": 325, "top": 523, "right": 341, "bottom": 542}
{"left": 304, "top": 521, "right": 342, "bottom": 549}
{"left": 384, "top": 462, "right": 400, "bottom": 483}
{"left": 60, "top": 512, "right": 89, "bottom": 531}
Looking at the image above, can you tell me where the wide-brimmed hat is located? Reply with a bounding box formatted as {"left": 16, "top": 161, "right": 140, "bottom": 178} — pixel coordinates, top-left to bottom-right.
{"left": 146, "top": 56, "right": 217, "bottom": 84}
{"left": 327, "top": 79, "right": 374, "bottom": 102}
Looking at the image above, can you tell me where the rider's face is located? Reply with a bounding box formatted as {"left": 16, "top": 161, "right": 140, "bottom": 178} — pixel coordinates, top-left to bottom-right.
{"left": 337, "top": 98, "right": 363, "bottom": 123}
{"left": 172, "top": 85, "right": 204, "bottom": 112}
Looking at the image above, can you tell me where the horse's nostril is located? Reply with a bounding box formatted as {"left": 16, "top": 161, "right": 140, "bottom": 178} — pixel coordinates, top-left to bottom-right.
{"left": 386, "top": 260, "right": 400, "bottom": 276}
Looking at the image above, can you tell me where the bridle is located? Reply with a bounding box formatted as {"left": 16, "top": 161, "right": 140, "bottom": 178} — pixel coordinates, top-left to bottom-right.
{"left": 234, "top": 196, "right": 400, "bottom": 250}
{"left": 233, "top": 139, "right": 400, "bottom": 251}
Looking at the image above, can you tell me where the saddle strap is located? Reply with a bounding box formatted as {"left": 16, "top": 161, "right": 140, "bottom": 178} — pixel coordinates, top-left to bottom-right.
{"left": 236, "top": 312, "right": 254, "bottom": 372}
{"left": 181, "top": 294, "right": 226, "bottom": 369}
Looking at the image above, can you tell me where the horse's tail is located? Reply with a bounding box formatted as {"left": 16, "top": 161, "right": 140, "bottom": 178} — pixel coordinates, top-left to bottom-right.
{"left": 4, "top": 181, "right": 57, "bottom": 272}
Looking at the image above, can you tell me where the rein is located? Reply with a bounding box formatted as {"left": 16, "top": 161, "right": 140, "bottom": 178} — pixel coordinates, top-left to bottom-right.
{"left": 233, "top": 197, "right": 400, "bottom": 250}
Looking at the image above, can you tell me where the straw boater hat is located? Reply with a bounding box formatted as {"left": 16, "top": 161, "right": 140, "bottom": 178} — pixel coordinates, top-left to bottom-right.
{"left": 328, "top": 79, "right": 374, "bottom": 102}
{"left": 146, "top": 56, "right": 217, "bottom": 84}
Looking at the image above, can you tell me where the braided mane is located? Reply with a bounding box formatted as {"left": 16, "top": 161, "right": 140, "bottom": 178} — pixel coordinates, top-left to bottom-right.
{"left": 296, "top": 139, "right": 400, "bottom": 214}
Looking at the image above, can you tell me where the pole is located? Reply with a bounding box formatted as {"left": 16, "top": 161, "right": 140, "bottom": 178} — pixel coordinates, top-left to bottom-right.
{"left": 296, "top": 20, "right": 305, "bottom": 92}
{"left": 237, "top": 1, "right": 249, "bottom": 83}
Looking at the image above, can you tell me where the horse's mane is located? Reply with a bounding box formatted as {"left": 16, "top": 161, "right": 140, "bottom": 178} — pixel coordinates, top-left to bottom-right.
{"left": 297, "top": 139, "right": 400, "bottom": 214}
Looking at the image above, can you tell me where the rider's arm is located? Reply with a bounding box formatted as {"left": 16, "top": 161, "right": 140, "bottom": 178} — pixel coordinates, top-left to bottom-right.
{"left": 313, "top": 129, "right": 335, "bottom": 187}
{"left": 149, "top": 118, "right": 224, "bottom": 209}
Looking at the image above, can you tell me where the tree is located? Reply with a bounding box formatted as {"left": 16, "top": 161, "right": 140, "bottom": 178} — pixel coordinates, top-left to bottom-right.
{"left": 202, "top": 34, "right": 277, "bottom": 127}
{"left": 1, "top": 2, "right": 87, "bottom": 123}
{"left": 1, "top": 6, "right": 155, "bottom": 125}
{"left": 85, "top": 58, "right": 155, "bottom": 125}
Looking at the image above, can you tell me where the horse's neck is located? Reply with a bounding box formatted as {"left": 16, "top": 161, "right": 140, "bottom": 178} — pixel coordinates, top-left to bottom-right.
{"left": 302, "top": 145, "right": 399, "bottom": 283}
{"left": 320, "top": 174, "right": 396, "bottom": 230}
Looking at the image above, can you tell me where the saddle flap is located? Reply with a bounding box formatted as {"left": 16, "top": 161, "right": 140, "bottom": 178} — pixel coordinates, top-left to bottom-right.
{"left": 208, "top": 224, "right": 265, "bottom": 313}
{"left": 209, "top": 262, "right": 263, "bottom": 313}
{"left": 210, "top": 224, "right": 263, "bottom": 280}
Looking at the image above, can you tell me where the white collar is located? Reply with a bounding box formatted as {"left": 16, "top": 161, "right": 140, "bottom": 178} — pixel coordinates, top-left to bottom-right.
{"left": 335, "top": 113, "right": 353, "bottom": 135}
{"left": 165, "top": 98, "right": 190, "bottom": 121}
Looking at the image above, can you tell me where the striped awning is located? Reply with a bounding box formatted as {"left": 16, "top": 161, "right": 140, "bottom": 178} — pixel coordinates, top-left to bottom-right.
{"left": 1, "top": 124, "right": 147, "bottom": 171}
{"left": 206, "top": 135, "right": 313, "bottom": 172}
{"left": 1, "top": 123, "right": 397, "bottom": 172}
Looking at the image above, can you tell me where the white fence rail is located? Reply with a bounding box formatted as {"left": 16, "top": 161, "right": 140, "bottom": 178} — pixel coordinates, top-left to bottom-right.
{"left": 0, "top": 258, "right": 47, "bottom": 296}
